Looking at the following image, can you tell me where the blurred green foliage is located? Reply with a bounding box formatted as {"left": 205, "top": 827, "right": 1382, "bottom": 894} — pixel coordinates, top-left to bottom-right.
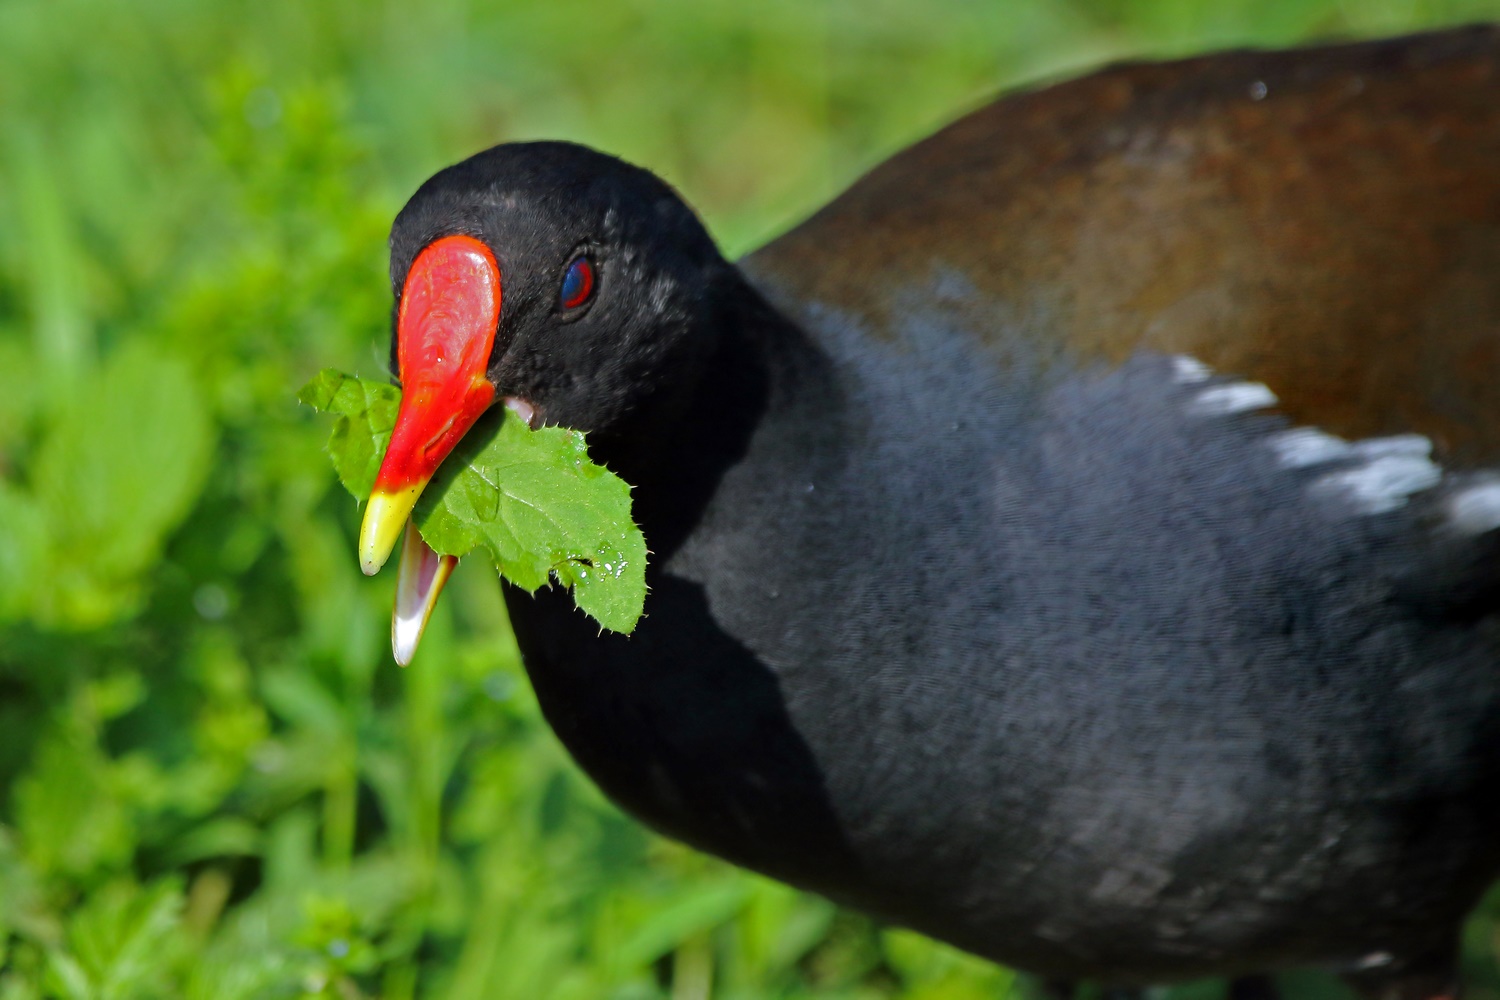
{"left": 3, "top": 0, "right": 1500, "bottom": 996}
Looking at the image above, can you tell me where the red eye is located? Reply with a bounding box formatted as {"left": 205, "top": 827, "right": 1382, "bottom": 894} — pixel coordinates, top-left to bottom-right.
{"left": 560, "top": 257, "right": 595, "bottom": 310}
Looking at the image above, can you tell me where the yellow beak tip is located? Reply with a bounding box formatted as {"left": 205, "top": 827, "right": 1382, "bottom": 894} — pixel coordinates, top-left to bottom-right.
{"left": 358, "top": 488, "right": 420, "bottom": 576}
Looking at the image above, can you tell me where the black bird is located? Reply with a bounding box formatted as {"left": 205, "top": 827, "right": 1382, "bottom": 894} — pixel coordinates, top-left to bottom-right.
{"left": 355, "top": 26, "right": 1500, "bottom": 1000}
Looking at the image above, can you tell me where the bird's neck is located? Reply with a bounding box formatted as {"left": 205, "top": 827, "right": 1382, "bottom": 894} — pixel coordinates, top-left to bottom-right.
{"left": 505, "top": 276, "right": 865, "bottom": 894}
{"left": 588, "top": 271, "right": 824, "bottom": 563}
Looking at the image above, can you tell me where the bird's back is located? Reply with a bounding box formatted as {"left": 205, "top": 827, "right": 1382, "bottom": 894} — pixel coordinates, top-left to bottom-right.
{"left": 746, "top": 25, "right": 1500, "bottom": 463}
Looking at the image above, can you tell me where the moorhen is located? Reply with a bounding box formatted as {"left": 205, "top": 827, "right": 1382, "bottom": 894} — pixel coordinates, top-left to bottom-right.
{"left": 355, "top": 25, "right": 1500, "bottom": 1000}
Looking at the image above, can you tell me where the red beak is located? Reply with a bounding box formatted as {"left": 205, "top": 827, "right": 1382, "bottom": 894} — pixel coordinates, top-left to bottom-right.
{"left": 358, "top": 234, "right": 502, "bottom": 575}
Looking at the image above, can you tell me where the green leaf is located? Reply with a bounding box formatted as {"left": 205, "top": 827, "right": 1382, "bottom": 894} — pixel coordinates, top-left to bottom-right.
{"left": 28, "top": 341, "right": 214, "bottom": 628}
{"left": 0, "top": 483, "right": 45, "bottom": 622}
{"left": 615, "top": 880, "right": 752, "bottom": 967}
{"left": 295, "top": 368, "right": 397, "bottom": 499}
{"left": 46, "top": 879, "right": 184, "bottom": 1000}
{"left": 14, "top": 732, "right": 134, "bottom": 882}
{"left": 299, "top": 369, "right": 647, "bottom": 633}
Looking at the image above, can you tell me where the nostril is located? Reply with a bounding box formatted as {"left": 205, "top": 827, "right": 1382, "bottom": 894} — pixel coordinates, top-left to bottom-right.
{"left": 420, "top": 413, "right": 458, "bottom": 458}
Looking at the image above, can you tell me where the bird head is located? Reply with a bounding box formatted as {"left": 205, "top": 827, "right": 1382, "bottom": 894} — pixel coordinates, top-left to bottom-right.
{"left": 360, "top": 141, "right": 728, "bottom": 579}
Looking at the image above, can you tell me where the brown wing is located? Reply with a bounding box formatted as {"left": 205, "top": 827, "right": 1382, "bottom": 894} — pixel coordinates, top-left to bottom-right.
{"left": 747, "top": 26, "right": 1500, "bottom": 465}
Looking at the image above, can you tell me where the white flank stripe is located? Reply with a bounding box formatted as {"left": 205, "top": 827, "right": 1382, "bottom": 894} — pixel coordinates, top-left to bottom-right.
{"left": 1171, "top": 355, "right": 1212, "bottom": 384}
{"left": 1349, "top": 433, "right": 1432, "bottom": 459}
{"left": 1267, "top": 427, "right": 1352, "bottom": 468}
{"left": 1315, "top": 455, "right": 1442, "bottom": 515}
{"left": 1189, "top": 381, "right": 1278, "bottom": 417}
{"left": 1448, "top": 479, "right": 1500, "bottom": 534}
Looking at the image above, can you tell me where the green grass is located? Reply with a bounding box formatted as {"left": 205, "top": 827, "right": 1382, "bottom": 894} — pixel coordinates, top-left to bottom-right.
{"left": 3, "top": 1, "right": 1500, "bottom": 996}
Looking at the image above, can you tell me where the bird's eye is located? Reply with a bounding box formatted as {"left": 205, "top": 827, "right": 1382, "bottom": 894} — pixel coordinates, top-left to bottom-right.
{"left": 560, "top": 256, "right": 596, "bottom": 311}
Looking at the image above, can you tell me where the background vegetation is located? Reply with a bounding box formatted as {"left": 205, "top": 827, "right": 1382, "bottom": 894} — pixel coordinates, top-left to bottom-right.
{"left": 4, "top": 0, "right": 1500, "bottom": 996}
